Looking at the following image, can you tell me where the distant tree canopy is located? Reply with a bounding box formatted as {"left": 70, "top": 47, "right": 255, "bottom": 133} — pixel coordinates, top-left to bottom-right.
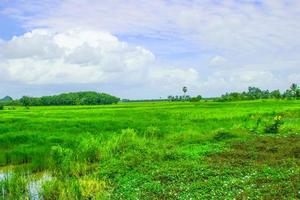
{"left": 167, "top": 95, "right": 202, "bottom": 102}
{"left": 217, "top": 84, "right": 300, "bottom": 102}
{"left": 19, "top": 91, "right": 120, "bottom": 106}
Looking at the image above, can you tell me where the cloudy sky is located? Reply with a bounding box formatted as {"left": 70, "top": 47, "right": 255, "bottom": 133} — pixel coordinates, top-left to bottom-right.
{"left": 0, "top": 0, "right": 300, "bottom": 99}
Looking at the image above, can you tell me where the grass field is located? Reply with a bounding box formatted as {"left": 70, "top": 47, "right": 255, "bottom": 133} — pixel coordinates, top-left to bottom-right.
{"left": 0, "top": 100, "right": 300, "bottom": 199}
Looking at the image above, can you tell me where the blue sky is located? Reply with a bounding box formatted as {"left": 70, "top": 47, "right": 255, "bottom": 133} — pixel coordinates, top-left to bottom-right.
{"left": 1, "top": 0, "right": 300, "bottom": 99}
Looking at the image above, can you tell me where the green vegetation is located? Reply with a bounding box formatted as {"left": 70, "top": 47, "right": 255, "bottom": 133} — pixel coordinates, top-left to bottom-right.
{"left": 0, "top": 100, "right": 300, "bottom": 199}
{"left": 18, "top": 91, "right": 120, "bottom": 106}
{"left": 217, "top": 83, "right": 300, "bottom": 101}
{"left": 0, "top": 96, "right": 13, "bottom": 107}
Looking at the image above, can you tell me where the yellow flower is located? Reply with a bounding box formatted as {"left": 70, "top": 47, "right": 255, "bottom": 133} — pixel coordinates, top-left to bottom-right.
{"left": 274, "top": 115, "right": 282, "bottom": 121}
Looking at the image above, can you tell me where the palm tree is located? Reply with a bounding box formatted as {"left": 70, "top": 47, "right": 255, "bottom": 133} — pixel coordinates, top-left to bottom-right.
{"left": 290, "top": 83, "right": 299, "bottom": 97}
{"left": 182, "top": 86, "right": 188, "bottom": 99}
{"left": 291, "top": 83, "right": 298, "bottom": 91}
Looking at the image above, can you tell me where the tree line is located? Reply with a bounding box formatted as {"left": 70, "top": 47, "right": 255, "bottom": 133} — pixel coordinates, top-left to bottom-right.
{"left": 1, "top": 83, "right": 300, "bottom": 107}
{"left": 216, "top": 83, "right": 300, "bottom": 102}
{"left": 1, "top": 92, "right": 120, "bottom": 106}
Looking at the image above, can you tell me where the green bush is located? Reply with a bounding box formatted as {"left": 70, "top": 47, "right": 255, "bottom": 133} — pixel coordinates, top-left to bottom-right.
{"left": 42, "top": 178, "right": 109, "bottom": 200}
{"left": 0, "top": 105, "right": 3, "bottom": 110}
{"left": 77, "top": 136, "right": 101, "bottom": 163}
{"left": 144, "top": 126, "right": 163, "bottom": 138}
{"left": 264, "top": 115, "right": 284, "bottom": 134}
{"left": 42, "top": 179, "right": 81, "bottom": 200}
{"left": 213, "top": 129, "right": 236, "bottom": 141}
{"left": 50, "top": 146, "right": 73, "bottom": 177}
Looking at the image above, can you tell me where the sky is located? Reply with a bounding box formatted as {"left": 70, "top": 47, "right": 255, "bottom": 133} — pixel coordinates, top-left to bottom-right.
{"left": 0, "top": 0, "right": 300, "bottom": 99}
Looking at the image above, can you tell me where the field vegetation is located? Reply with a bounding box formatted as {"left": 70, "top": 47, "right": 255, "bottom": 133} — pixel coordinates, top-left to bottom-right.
{"left": 0, "top": 100, "right": 300, "bottom": 199}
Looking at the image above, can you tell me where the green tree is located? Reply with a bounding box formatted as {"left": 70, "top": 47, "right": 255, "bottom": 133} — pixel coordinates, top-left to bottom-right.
{"left": 20, "top": 96, "right": 31, "bottom": 107}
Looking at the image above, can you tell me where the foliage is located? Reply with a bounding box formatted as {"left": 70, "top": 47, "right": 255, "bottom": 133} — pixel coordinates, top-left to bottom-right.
{"left": 77, "top": 136, "right": 101, "bottom": 163}
{"left": 0, "top": 101, "right": 300, "bottom": 199}
{"left": 190, "top": 95, "right": 202, "bottom": 102}
{"left": 264, "top": 115, "right": 284, "bottom": 134}
{"left": 49, "top": 146, "right": 74, "bottom": 177}
{"left": 19, "top": 91, "right": 120, "bottom": 106}
{"left": 217, "top": 83, "right": 300, "bottom": 101}
{"left": 0, "top": 173, "right": 29, "bottom": 200}
{"left": 0, "top": 96, "right": 13, "bottom": 107}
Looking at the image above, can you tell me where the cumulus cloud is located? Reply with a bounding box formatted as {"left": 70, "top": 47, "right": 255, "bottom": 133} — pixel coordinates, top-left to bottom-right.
{"left": 1, "top": 0, "right": 300, "bottom": 98}
{"left": 0, "top": 29, "right": 157, "bottom": 84}
{"left": 209, "top": 56, "right": 227, "bottom": 67}
{"left": 0, "top": 29, "right": 202, "bottom": 99}
{"left": 149, "top": 67, "right": 200, "bottom": 88}
{"left": 5, "top": 0, "right": 300, "bottom": 53}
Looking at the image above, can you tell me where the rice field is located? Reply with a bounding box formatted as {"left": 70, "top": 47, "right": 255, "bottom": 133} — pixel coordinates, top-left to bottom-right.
{"left": 0, "top": 100, "right": 300, "bottom": 199}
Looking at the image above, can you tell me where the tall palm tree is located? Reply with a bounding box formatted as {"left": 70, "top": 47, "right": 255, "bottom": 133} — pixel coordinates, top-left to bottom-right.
{"left": 182, "top": 86, "right": 188, "bottom": 99}
{"left": 291, "top": 83, "right": 298, "bottom": 91}
{"left": 290, "top": 83, "right": 299, "bottom": 97}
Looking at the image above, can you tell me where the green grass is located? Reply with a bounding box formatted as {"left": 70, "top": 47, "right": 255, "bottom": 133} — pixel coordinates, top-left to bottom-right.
{"left": 0, "top": 100, "right": 300, "bottom": 199}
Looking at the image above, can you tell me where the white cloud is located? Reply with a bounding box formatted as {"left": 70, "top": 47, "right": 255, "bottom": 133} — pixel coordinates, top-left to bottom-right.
{"left": 149, "top": 67, "right": 199, "bottom": 88}
{"left": 209, "top": 56, "right": 227, "bottom": 67}
{"left": 0, "top": 29, "right": 157, "bottom": 84}
{"left": 0, "top": 28, "right": 202, "bottom": 98}
{"left": 1, "top": 0, "right": 300, "bottom": 98}
{"left": 6, "top": 0, "right": 300, "bottom": 53}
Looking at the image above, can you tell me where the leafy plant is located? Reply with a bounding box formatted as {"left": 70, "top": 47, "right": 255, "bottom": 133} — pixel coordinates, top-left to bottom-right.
{"left": 49, "top": 146, "right": 74, "bottom": 177}
{"left": 264, "top": 115, "right": 284, "bottom": 134}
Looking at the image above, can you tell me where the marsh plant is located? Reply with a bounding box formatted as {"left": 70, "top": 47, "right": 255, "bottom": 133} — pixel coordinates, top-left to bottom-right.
{"left": 0, "top": 173, "right": 29, "bottom": 200}
{"left": 264, "top": 115, "right": 284, "bottom": 134}
{"left": 0, "top": 101, "right": 300, "bottom": 199}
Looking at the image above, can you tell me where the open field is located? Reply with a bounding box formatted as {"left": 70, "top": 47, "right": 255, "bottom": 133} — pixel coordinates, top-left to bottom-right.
{"left": 0, "top": 100, "right": 300, "bottom": 199}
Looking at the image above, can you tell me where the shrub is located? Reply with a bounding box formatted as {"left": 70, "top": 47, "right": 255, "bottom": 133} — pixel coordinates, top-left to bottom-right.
{"left": 42, "top": 178, "right": 109, "bottom": 200}
{"left": 264, "top": 115, "right": 283, "bottom": 134}
{"left": 50, "top": 146, "right": 73, "bottom": 177}
{"left": 0, "top": 105, "right": 3, "bottom": 110}
{"left": 42, "top": 179, "right": 81, "bottom": 200}
{"left": 213, "top": 129, "right": 236, "bottom": 141}
{"left": 144, "top": 126, "right": 163, "bottom": 138}
{"left": 79, "top": 178, "right": 108, "bottom": 199}
{"left": 77, "top": 136, "right": 101, "bottom": 163}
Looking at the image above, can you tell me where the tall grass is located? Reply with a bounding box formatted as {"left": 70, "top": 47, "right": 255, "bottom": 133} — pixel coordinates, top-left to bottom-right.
{"left": 0, "top": 100, "right": 300, "bottom": 198}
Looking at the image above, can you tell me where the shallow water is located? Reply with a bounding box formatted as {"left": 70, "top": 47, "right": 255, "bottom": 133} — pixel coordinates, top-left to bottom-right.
{"left": 0, "top": 172, "right": 10, "bottom": 199}
{"left": 0, "top": 171, "right": 51, "bottom": 200}
{"left": 29, "top": 174, "right": 52, "bottom": 200}
{"left": 0, "top": 172, "right": 10, "bottom": 181}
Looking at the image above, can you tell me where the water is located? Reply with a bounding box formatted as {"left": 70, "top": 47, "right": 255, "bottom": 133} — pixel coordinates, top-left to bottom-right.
{"left": 28, "top": 174, "right": 52, "bottom": 200}
{"left": 0, "top": 172, "right": 10, "bottom": 181}
{"left": 0, "top": 171, "right": 51, "bottom": 200}
{"left": 0, "top": 172, "right": 10, "bottom": 199}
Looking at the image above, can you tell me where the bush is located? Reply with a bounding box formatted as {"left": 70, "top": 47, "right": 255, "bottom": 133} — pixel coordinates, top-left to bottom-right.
{"left": 190, "top": 95, "right": 202, "bottom": 102}
{"left": 42, "top": 179, "right": 81, "bottom": 200}
{"left": 42, "top": 178, "right": 109, "bottom": 200}
{"left": 50, "top": 146, "right": 73, "bottom": 177}
{"left": 264, "top": 115, "right": 283, "bottom": 134}
{"left": 0, "top": 105, "right": 3, "bottom": 110}
{"left": 77, "top": 136, "right": 101, "bottom": 163}
{"left": 144, "top": 126, "right": 163, "bottom": 138}
{"left": 213, "top": 129, "right": 236, "bottom": 141}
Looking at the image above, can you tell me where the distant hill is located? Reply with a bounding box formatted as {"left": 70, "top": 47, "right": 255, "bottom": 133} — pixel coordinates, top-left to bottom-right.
{"left": 1, "top": 96, "right": 13, "bottom": 101}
